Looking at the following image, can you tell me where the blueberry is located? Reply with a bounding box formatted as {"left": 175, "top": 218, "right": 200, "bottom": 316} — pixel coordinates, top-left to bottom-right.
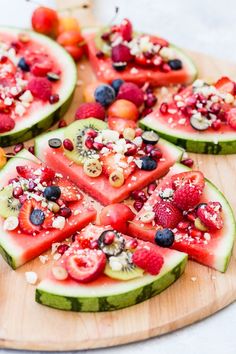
{"left": 17, "top": 57, "right": 30, "bottom": 72}
{"left": 111, "top": 79, "right": 124, "bottom": 94}
{"left": 43, "top": 186, "right": 61, "bottom": 201}
{"left": 140, "top": 156, "right": 157, "bottom": 171}
{"left": 94, "top": 84, "right": 116, "bottom": 107}
{"left": 112, "top": 62, "right": 127, "bottom": 72}
{"left": 155, "top": 228, "right": 174, "bottom": 247}
{"left": 168, "top": 59, "right": 183, "bottom": 70}
{"left": 30, "top": 209, "right": 45, "bottom": 226}
{"left": 48, "top": 138, "right": 62, "bottom": 149}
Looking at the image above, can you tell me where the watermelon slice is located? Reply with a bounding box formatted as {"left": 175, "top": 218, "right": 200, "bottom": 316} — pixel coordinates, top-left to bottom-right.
{"left": 0, "top": 27, "right": 77, "bottom": 147}
{"left": 34, "top": 119, "right": 184, "bottom": 205}
{"left": 36, "top": 224, "right": 187, "bottom": 312}
{"left": 128, "top": 163, "right": 235, "bottom": 272}
{"left": 85, "top": 22, "right": 197, "bottom": 86}
{"left": 140, "top": 78, "right": 236, "bottom": 154}
{"left": 0, "top": 150, "right": 96, "bottom": 269}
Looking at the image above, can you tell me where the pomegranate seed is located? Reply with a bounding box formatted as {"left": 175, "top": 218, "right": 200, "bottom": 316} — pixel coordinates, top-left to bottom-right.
{"left": 145, "top": 94, "right": 157, "bottom": 108}
{"left": 106, "top": 142, "right": 114, "bottom": 150}
{"left": 104, "top": 231, "right": 115, "bottom": 245}
{"left": 11, "top": 41, "right": 22, "bottom": 52}
{"left": 142, "top": 107, "right": 153, "bottom": 117}
{"left": 19, "top": 194, "right": 27, "bottom": 204}
{"left": 212, "top": 119, "right": 221, "bottom": 130}
{"left": 145, "top": 144, "right": 154, "bottom": 154}
{"left": 210, "top": 102, "right": 221, "bottom": 114}
{"left": 144, "top": 51, "right": 153, "bottom": 59}
{"left": 63, "top": 139, "right": 74, "bottom": 151}
{"left": 90, "top": 240, "right": 99, "bottom": 249}
{"left": 14, "top": 143, "right": 24, "bottom": 153}
{"left": 86, "top": 129, "right": 98, "bottom": 138}
{"left": 189, "top": 228, "right": 203, "bottom": 238}
{"left": 0, "top": 56, "right": 7, "bottom": 64}
{"left": 131, "top": 190, "right": 147, "bottom": 202}
{"left": 59, "top": 207, "right": 72, "bottom": 218}
{"left": 218, "top": 110, "right": 227, "bottom": 121}
{"left": 13, "top": 186, "right": 23, "bottom": 198}
{"left": 150, "top": 148, "right": 162, "bottom": 159}
{"left": 146, "top": 86, "right": 154, "bottom": 94}
{"left": 133, "top": 200, "right": 144, "bottom": 212}
{"left": 8, "top": 177, "right": 19, "bottom": 184}
{"left": 185, "top": 95, "right": 197, "bottom": 107}
{"left": 57, "top": 244, "right": 69, "bottom": 255}
{"left": 101, "top": 32, "right": 111, "bottom": 41}
{"left": 93, "top": 142, "right": 104, "bottom": 151}
{"left": 177, "top": 221, "right": 190, "bottom": 230}
{"left": 28, "top": 180, "right": 36, "bottom": 191}
{"left": 28, "top": 146, "right": 35, "bottom": 155}
{"left": 147, "top": 182, "right": 157, "bottom": 195}
{"left": 85, "top": 137, "right": 94, "bottom": 149}
{"left": 135, "top": 128, "right": 143, "bottom": 137}
{"left": 71, "top": 233, "right": 77, "bottom": 242}
{"left": 58, "top": 120, "right": 67, "bottom": 128}
{"left": 160, "top": 102, "right": 168, "bottom": 114}
{"left": 126, "top": 238, "right": 138, "bottom": 249}
{"left": 187, "top": 212, "right": 196, "bottom": 222}
{"left": 161, "top": 63, "right": 171, "bottom": 72}
{"left": 181, "top": 158, "right": 194, "bottom": 167}
{"left": 49, "top": 94, "right": 60, "bottom": 104}
{"left": 125, "top": 143, "right": 137, "bottom": 156}
{"left": 182, "top": 105, "right": 194, "bottom": 117}
{"left": 96, "top": 51, "right": 105, "bottom": 59}
{"left": 198, "top": 107, "right": 208, "bottom": 115}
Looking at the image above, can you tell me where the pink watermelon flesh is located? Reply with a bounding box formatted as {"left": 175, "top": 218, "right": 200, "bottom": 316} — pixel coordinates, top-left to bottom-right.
{"left": 0, "top": 150, "right": 96, "bottom": 269}
{"left": 86, "top": 34, "right": 196, "bottom": 86}
{"left": 128, "top": 163, "right": 235, "bottom": 272}
{"left": 35, "top": 129, "right": 183, "bottom": 205}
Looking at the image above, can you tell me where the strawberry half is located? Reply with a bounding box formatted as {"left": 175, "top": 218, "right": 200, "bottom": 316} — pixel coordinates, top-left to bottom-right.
{"left": 40, "top": 167, "right": 55, "bottom": 183}
{"left": 100, "top": 152, "right": 136, "bottom": 179}
{"left": 19, "top": 199, "right": 43, "bottom": 234}
{"left": 197, "top": 202, "right": 224, "bottom": 231}
{"left": 215, "top": 76, "right": 235, "bottom": 95}
{"left": 54, "top": 177, "right": 83, "bottom": 203}
{"left": 153, "top": 201, "right": 182, "bottom": 229}
{"left": 171, "top": 171, "right": 205, "bottom": 192}
{"left": 16, "top": 166, "right": 36, "bottom": 180}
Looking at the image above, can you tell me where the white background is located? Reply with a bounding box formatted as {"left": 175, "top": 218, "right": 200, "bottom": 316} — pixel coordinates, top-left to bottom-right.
{"left": 0, "top": 0, "right": 236, "bottom": 353}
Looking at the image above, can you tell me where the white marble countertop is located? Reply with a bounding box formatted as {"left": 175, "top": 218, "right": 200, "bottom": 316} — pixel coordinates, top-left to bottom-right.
{"left": 0, "top": 0, "right": 236, "bottom": 353}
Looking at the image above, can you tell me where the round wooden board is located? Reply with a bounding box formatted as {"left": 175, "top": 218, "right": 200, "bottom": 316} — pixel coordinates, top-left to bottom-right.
{"left": 1, "top": 2, "right": 236, "bottom": 351}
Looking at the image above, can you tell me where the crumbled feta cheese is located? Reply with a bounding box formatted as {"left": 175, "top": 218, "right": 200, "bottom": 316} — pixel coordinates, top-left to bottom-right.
{"left": 25, "top": 271, "right": 38, "bottom": 285}
{"left": 159, "top": 47, "right": 175, "bottom": 60}
{"left": 52, "top": 216, "right": 66, "bottom": 230}
{"left": 130, "top": 67, "right": 139, "bottom": 74}
{"left": 191, "top": 276, "right": 197, "bottom": 282}
{"left": 224, "top": 93, "right": 234, "bottom": 104}
{"left": 19, "top": 89, "right": 33, "bottom": 103}
{"left": 101, "top": 129, "right": 119, "bottom": 143}
{"left": 39, "top": 255, "right": 49, "bottom": 264}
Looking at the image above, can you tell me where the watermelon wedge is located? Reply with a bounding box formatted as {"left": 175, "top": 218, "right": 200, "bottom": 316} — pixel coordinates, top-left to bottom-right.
{"left": 0, "top": 150, "right": 96, "bottom": 269}
{"left": 36, "top": 224, "right": 187, "bottom": 312}
{"left": 128, "top": 163, "right": 236, "bottom": 272}
{"left": 0, "top": 27, "right": 77, "bottom": 147}
{"left": 85, "top": 20, "right": 197, "bottom": 86}
{"left": 140, "top": 78, "right": 236, "bottom": 154}
{"left": 34, "top": 119, "right": 184, "bottom": 205}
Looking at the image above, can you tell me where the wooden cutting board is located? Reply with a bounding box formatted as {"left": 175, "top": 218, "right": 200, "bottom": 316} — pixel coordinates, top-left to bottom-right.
{"left": 0, "top": 0, "right": 236, "bottom": 350}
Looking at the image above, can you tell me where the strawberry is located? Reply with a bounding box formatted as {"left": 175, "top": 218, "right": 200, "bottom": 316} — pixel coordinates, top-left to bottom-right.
{"left": 27, "top": 77, "right": 52, "bottom": 101}
{"left": 173, "top": 184, "right": 203, "bottom": 211}
{"left": 215, "top": 76, "right": 235, "bottom": 95}
{"left": 42, "top": 209, "right": 55, "bottom": 229}
{"left": 227, "top": 108, "right": 236, "bottom": 130}
{"left": 31, "top": 58, "right": 53, "bottom": 76}
{"left": 75, "top": 102, "right": 105, "bottom": 121}
{"left": 117, "top": 82, "right": 144, "bottom": 107}
{"left": 16, "top": 165, "right": 36, "bottom": 179}
{"left": 31, "top": 6, "right": 59, "bottom": 37}
{"left": 153, "top": 201, "right": 182, "bottom": 228}
{"left": 197, "top": 202, "right": 224, "bottom": 231}
{"left": 100, "top": 152, "right": 136, "bottom": 179}
{"left": 171, "top": 171, "right": 205, "bottom": 192}
{"left": 111, "top": 44, "right": 133, "bottom": 63}
{"left": 132, "top": 246, "right": 164, "bottom": 275}
{"left": 54, "top": 177, "right": 83, "bottom": 203}
{"left": 40, "top": 167, "right": 55, "bottom": 183}
{"left": 65, "top": 249, "right": 106, "bottom": 283}
{"left": 0, "top": 114, "right": 15, "bottom": 133}
{"left": 107, "top": 116, "right": 137, "bottom": 134}
{"left": 119, "top": 18, "right": 133, "bottom": 41}
{"left": 19, "top": 199, "right": 42, "bottom": 234}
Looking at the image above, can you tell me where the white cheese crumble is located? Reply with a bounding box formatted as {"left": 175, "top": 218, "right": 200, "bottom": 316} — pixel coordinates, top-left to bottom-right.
{"left": 25, "top": 271, "right": 38, "bottom": 285}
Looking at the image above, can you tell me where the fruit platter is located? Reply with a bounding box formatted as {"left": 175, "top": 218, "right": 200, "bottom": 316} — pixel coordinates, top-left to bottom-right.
{"left": 0, "top": 0, "right": 236, "bottom": 351}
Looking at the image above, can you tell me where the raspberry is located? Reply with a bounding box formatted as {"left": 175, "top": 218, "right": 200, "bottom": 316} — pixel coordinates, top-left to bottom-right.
{"left": 27, "top": 77, "right": 52, "bottom": 101}
{"left": 111, "top": 44, "right": 133, "bottom": 63}
{"left": 75, "top": 102, "right": 106, "bottom": 120}
{"left": 173, "top": 184, "right": 202, "bottom": 211}
{"left": 132, "top": 247, "right": 164, "bottom": 275}
{"left": 0, "top": 114, "right": 15, "bottom": 133}
{"left": 117, "top": 82, "right": 144, "bottom": 107}
{"left": 153, "top": 201, "right": 182, "bottom": 228}
{"left": 197, "top": 202, "right": 223, "bottom": 231}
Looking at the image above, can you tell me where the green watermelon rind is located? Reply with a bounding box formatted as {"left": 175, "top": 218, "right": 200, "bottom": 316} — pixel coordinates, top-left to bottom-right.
{"left": 0, "top": 27, "right": 77, "bottom": 147}
{"left": 140, "top": 113, "right": 236, "bottom": 155}
{"left": 35, "top": 252, "right": 187, "bottom": 312}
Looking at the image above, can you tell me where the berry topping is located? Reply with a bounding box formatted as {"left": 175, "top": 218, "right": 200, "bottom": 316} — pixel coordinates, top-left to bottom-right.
{"left": 197, "top": 202, "right": 224, "bottom": 231}
{"left": 94, "top": 84, "right": 116, "bottom": 107}
{"left": 168, "top": 59, "right": 183, "bottom": 70}
{"left": 111, "top": 78, "right": 124, "bottom": 94}
{"left": 17, "top": 57, "right": 30, "bottom": 72}
{"left": 171, "top": 171, "right": 205, "bottom": 191}
{"left": 132, "top": 246, "right": 164, "bottom": 275}
{"left": 63, "top": 138, "right": 74, "bottom": 151}
{"left": 30, "top": 209, "right": 45, "bottom": 226}
{"left": 16, "top": 165, "right": 35, "bottom": 179}
{"left": 48, "top": 138, "right": 62, "bottom": 149}
{"left": 75, "top": 102, "right": 106, "bottom": 121}
{"left": 27, "top": 77, "right": 52, "bottom": 101}
{"left": 53, "top": 177, "right": 82, "bottom": 203}
{"left": 40, "top": 167, "right": 55, "bottom": 183}
{"left": 153, "top": 201, "right": 182, "bottom": 228}
{"left": 173, "top": 183, "right": 203, "bottom": 211}
{"left": 119, "top": 18, "right": 133, "bottom": 41}
{"left": 0, "top": 114, "right": 15, "bottom": 133}
{"left": 154, "top": 228, "right": 175, "bottom": 247}
{"left": 140, "top": 156, "right": 157, "bottom": 171}
{"left": 141, "top": 130, "right": 159, "bottom": 145}
{"left": 19, "top": 199, "right": 43, "bottom": 234}
{"left": 43, "top": 185, "right": 61, "bottom": 201}
{"left": 117, "top": 82, "right": 144, "bottom": 107}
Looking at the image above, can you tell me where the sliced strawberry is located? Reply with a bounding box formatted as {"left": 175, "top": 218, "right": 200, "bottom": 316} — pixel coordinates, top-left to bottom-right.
{"left": 153, "top": 201, "right": 183, "bottom": 229}
{"left": 40, "top": 167, "right": 55, "bottom": 183}
{"left": 65, "top": 249, "right": 106, "bottom": 283}
{"left": 197, "top": 202, "right": 224, "bottom": 231}
{"left": 19, "top": 199, "right": 42, "bottom": 234}
{"left": 171, "top": 171, "right": 205, "bottom": 192}
{"left": 108, "top": 116, "right": 137, "bottom": 134}
{"left": 31, "top": 58, "right": 53, "bottom": 76}
{"left": 100, "top": 152, "right": 136, "bottom": 179}
{"left": 42, "top": 208, "right": 55, "bottom": 229}
{"left": 149, "top": 34, "right": 169, "bottom": 47}
{"left": 16, "top": 165, "right": 36, "bottom": 179}
{"left": 215, "top": 76, "right": 235, "bottom": 95}
{"left": 53, "top": 177, "right": 83, "bottom": 203}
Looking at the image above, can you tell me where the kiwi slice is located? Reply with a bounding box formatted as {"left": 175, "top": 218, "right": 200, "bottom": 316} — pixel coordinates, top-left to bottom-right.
{"left": 64, "top": 118, "right": 107, "bottom": 165}
{"left": 0, "top": 185, "right": 21, "bottom": 218}
{"left": 104, "top": 251, "right": 144, "bottom": 280}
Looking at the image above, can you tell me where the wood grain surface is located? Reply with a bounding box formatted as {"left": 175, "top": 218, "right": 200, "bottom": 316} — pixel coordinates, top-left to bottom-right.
{"left": 0, "top": 1, "right": 236, "bottom": 351}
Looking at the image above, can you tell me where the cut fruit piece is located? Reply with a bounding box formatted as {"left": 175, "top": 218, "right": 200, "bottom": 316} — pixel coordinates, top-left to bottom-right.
{"left": 36, "top": 224, "right": 187, "bottom": 312}
{"left": 0, "top": 149, "right": 96, "bottom": 269}
{"left": 35, "top": 121, "right": 184, "bottom": 205}
{"left": 128, "top": 163, "right": 236, "bottom": 272}
{"left": 0, "top": 27, "right": 77, "bottom": 147}
{"left": 64, "top": 119, "right": 107, "bottom": 165}
{"left": 0, "top": 185, "right": 21, "bottom": 218}
{"left": 104, "top": 252, "right": 144, "bottom": 280}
